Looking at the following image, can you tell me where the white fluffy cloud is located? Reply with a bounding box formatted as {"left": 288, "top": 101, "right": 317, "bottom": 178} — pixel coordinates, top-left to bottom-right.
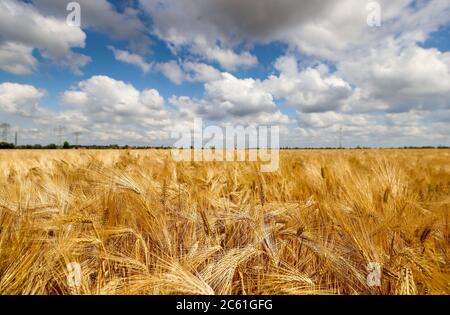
{"left": 33, "top": 0, "right": 151, "bottom": 54}
{"left": 204, "top": 73, "right": 276, "bottom": 116}
{"left": 108, "top": 46, "right": 152, "bottom": 73}
{"left": 169, "top": 72, "right": 289, "bottom": 126}
{"left": 338, "top": 43, "right": 450, "bottom": 113}
{"left": 293, "top": 109, "right": 448, "bottom": 148}
{"left": 140, "top": 0, "right": 263, "bottom": 70}
{"left": 155, "top": 61, "right": 185, "bottom": 85}
{"left": 191, "top": 40, "right": 258, "bottom": 70}
{"left": 156, "top": 60, "right": 222, "bottom": 84}
{"left": 62, "top": 75, "right": 169, "bottom": 126}
{"left": 182, "top": 62, "right": 222, "bottom": 83}
{"left": 263, "top": 56, "right": 353, "bottom": 112}
{"left": 0, "top": 42, "right": 37, "bottom": 75}
{"left": 108, "top": 45, "right": 223, "bottom": 84}
{"left": 0, "top": 78, "right": 177, "bottom": 145}
{"left": 1, "top": 75, "right": 288, "bottom": 145}
{"left": 0, "top": 82, "right": 60, "bottom": 144}
{"left": 0, "top": 0, "right": 90, "bottom": 75}
{"left": 0, "top": 82, "right": 46, "bottom": 117}
{"left": 140, "top": 0, "right": 450, "bottom": 63}
{"left": 0, "top": 0, "right": 152, "bottom": 75}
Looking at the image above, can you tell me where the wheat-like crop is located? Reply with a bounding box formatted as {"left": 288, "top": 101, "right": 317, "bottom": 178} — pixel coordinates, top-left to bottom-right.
{"left": 0, "top": 149, "right": 448, "bottom": 295}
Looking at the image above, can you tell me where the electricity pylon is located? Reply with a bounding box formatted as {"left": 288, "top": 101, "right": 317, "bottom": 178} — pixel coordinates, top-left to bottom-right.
{"left": 54, "top": 125, "right": 66, "bottom": 147}
{"left": 73, "top": 131, "right": 82, "bottom": 147}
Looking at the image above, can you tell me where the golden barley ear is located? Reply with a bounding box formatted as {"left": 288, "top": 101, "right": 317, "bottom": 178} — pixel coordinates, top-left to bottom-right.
{"left": 199, "top": 209, "right": 212, "bottom": 236}
{"left": 383, "top": 187, "right": 390, "bottom": 203}
{"left": 161, "top": 178, "right": 167, "bottom": 210}
{"left": 419, "top": 226, "right": 432, "bottom": 243}
{"left": 257, "top": 173, "right": 266, "bottom": 207}
{"left": 321, "top": 166, "right": 326, "bottom": 179}
{"left": 395, "top": 266, "right": 417, "bottom": 295}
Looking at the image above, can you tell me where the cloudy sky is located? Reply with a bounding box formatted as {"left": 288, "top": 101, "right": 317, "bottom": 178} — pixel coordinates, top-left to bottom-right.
{"left": 0, "top": 0, "right": 449, "bottom": 147}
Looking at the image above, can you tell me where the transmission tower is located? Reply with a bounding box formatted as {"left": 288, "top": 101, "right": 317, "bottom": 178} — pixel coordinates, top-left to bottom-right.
{"left": 54, "top": 125, "right": 66, "bottom": 146}
{"left": 73, "top": 132, "right": 82, "bottom": 147}
{"left": 0, "top": 123, "right": 10, "bottom": 142}
{"left": 14, "top": 131, "right": 18, "bottom": 146}
{"left": 338, "top": 126, "right": 343, "bottom": 149}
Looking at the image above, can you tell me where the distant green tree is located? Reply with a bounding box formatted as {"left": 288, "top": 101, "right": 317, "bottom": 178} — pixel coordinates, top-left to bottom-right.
{"left": 46, "top": 143, "right": 57, "bottom": 149}
{"left": 0, "top": 142, "right": 14, "bottom": 149}
{"left": 63, "top": 141, "right": 70, "bottom": 149}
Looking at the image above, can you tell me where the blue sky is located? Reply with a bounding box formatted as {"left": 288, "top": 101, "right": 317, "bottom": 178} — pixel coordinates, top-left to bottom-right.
{"left": 0, "top": 0, "right": 449, "bottom": 147}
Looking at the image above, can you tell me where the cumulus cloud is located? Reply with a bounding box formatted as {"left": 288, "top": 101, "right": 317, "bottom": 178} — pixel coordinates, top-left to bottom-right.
{"left": 169, "top": 95, "right": 289, "bottom": 128}
{"left": 338, "top": 43, "right": 450, "bottom": 113}
{"left": 155, "top": 61, "right": 185, "bottom": 85}
{"left": 62, "top": 75, "right": 169, "bottom": 126}
{"left": 140, "top": 0, "right": 450, "bottom": 61}
{"left": 0, "top": 78, "right": 177, "bottom": 145}
{"left": 182, "top": 62, "right": 222, "bottom": 83}
{"left": 155, "top": 60, "right": 222, "bottom": 84}
{"left": 108, "top": 46, "right": 152, "bottom": 73}
{"left": 140, "top": 0, "right": 327, "bottom": 47}
{"left": 0, "top": 42, "right": 37, "bottom": 75}
{"left": 0, "top": 82, "right": 60, "bottom": 144}
{"left": 0, "top": 82, "right": 47, "bottom": 117}
{"left": 107, "top": 45, "right": 223, "bottom": 84}
{"left": 140, "top": 0, "right": 263, "bottom": 70}
{"left": 204, "top": 73, "right": 276, "bottom": 116}
{"left": 293, "top": 110, "right": 447, "bottom": 148}
{"left": 191, "top": 40, "right": 258, "bottom": 70}
{"left": 169, "top": 72, "right": 289, "bottom": 125}
{"left": 1, "top": 75, "right": 287, "bottom": 145}
{"left": 33, "top": 0, "right": 151, "bottom": 54}
{"left": 0, "top": 0, "right": 90, "bottom": 75}
{"left": 263, "top": 56, "right": 354, "bottom": 112}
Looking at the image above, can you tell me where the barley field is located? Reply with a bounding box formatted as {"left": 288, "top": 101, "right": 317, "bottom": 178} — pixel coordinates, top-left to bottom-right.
{"left": 0, "top": 149, "right": 448, "bottom": 295}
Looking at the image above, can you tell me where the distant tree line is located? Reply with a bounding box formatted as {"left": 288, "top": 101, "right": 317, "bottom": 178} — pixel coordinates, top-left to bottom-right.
{"left": 0, "top": 141, "right": 448, "bottom": 150}
{"left": 0, "top": 141, "right": 173, "bottom": 150}
{"left": 0, "top": 142, "right": 59, "bottom": 149}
